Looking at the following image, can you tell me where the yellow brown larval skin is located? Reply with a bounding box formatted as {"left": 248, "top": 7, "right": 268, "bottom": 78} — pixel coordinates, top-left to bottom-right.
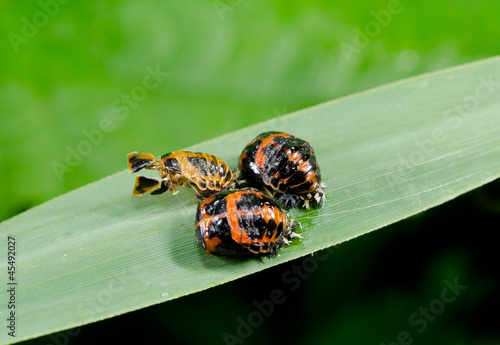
{"left": 127, "top": 151, "right": 235, "bottom": 198}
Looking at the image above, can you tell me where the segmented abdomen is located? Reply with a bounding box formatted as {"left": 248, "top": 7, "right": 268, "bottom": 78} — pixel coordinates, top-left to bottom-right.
{"left": 195, "top": 189, "right": 289, "bottom": 255}
{"left": 162, "top": 151, "right": 234, "bottom": 196}
{"left": 239, "top": 132, "right": 322, "bottom": 195}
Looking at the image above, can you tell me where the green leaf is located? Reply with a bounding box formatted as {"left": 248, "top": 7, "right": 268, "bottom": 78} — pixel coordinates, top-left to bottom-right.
{"left": 2, "top": 57, "right": 500, "bottom": 344}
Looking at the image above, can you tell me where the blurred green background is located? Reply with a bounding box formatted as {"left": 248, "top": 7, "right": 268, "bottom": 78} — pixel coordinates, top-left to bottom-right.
{"left": 1, "top": 0, "right": 499, "bottom": 344}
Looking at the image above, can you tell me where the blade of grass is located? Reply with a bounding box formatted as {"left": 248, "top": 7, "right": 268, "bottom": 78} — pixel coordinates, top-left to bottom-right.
{"left": 1, "top": 57, "right": 500, "bottom": 344}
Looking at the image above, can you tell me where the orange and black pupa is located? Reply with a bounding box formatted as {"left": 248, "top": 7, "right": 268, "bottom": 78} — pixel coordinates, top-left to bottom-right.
{"left": 238, "top": 131, "right": 325, "bottom": 209}
{"left": 127, "top": 151, "right": 235, "bottom": 198}
{"left": 195, "top": 188, "right": 299, "bottom": 256}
